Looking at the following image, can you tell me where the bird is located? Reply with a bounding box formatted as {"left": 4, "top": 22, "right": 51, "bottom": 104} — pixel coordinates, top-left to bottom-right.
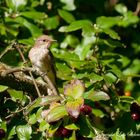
{"left": 28, "top": 35, "right": 56, "bottom": 86}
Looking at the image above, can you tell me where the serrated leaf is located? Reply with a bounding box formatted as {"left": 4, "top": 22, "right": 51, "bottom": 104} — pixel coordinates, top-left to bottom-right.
{"left": 111, "top": 129, "right": 126, "bottom": 140}
{"left": 47, "top": 105, "right": 68, "bottom": 123}
{"left": 16, "top": 125, "right": 32, "bottom": 140}
{"left": 66, "top": 98, "right": 84, "bottom": 118}
{"left": 84, "top": 91, "right": 110, "bottom": 101}
{"left": 64, "top": 79, "right": 85, "bottom": 99}
{"left": 58, "top": 9, "right": 75, "bottom": 23}
{"left": 0, "top": 85, "right": 8, "bottom": 92}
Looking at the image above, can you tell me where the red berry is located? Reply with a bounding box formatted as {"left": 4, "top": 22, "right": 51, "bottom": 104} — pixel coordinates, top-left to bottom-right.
{"left": 131, "top": 112, "right": 140, "bottom": 121}
{"left": 80, "top": 104, "right": 92, "bottom": 115}
{"left": 56, "top": 127, "right": 71, "bottom": 137}
{"left": 0, "top": 129, "right": 5, "bottom": 138}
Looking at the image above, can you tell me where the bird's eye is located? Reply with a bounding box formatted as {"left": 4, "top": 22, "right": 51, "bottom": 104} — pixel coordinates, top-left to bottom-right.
{"left": 43, "top": 39, "right": 46, "bottom": 42}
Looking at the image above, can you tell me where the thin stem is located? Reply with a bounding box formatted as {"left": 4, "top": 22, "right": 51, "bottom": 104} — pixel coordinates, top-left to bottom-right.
{"left": 14, "top": 43, "right": 41, "bottom": 97}
{"left": 0, "top": 43, "right": 14, "bottom": 60}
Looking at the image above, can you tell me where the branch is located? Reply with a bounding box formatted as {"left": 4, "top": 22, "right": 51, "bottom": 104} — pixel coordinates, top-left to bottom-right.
{"left": 0, "top": 63, "right": 48, "bottom": 97}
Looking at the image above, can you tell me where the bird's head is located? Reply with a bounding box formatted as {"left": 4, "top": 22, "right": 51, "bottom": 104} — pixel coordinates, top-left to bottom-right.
{"left": 35, "top": 35, "right": 56, "bottom": 48}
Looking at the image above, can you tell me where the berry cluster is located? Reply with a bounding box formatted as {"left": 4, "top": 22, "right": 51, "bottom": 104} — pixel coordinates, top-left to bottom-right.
{"left": 130, "top": 102, "right": 140, "bottom": 121}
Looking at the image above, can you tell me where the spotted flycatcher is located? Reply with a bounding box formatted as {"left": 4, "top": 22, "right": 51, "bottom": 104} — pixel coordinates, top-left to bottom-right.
{"left": 28, "top": 35, "right": 56, "bottom": 86}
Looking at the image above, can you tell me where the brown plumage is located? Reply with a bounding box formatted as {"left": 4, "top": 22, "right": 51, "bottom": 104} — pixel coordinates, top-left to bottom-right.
{"left": 28, "top": 35, "right": 56, "bottom": 85}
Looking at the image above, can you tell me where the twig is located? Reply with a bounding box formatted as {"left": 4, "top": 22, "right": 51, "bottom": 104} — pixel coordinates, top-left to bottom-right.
{"left": 40, "top": 72, "right": 58, "bottom": 95}
{"left": 5, "top": 106, "right": 27, "bottom": 119}
{"left": 0, "top": 43, "right": 14, "bottom": 60}
{"left": 0, "top": 64, "right": 48, "bottom": 96}
{"left": 134, "top": 2, "right": 140, "bottom": 15}
{"left": 14, "top": 43, "right": 41, "bottom": 97}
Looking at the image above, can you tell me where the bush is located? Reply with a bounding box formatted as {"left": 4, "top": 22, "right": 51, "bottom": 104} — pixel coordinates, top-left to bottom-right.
{"left": 0, "top": 0, "right": 140, "bottom": 139}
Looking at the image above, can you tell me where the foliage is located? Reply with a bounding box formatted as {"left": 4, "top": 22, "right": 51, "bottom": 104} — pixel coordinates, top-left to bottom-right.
{"left": 0, "top": 0, "right": 140, "bottom": 139}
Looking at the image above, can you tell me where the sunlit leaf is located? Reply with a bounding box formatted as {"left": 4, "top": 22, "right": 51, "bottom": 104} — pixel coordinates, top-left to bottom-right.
{"left": 21, "top": 11, "right": 46, "bottom": 20}
{"left": 46, "top": 105, "right": 68, "bottom": 123}
{"left": 64, "top": 79, "right": 85, "bottom": 99}
{"left": 96, "top": 16, "right": 121, "bottom": 29}
{"left": 26, "top": 95, "right": 61, "bottom": 114}
{"left": 115, "top": 4, "right": 127, "bottom": 15}
{"left": 59, "top": 20, "right": 92, "bottom": 32}
{"left": 0, "top": 85, "right": 8, "bottom": 92}
{"left": 6, "top": 0, "right": 27, "bottom": 12}
{"left": 16, "top": 125, "right": 32, "bottom": 140}
{"left": 60, "top": 0, "right": 76, "bottom": 11}
{"left": 66, "top": 98, "right": 84, "bottom": 118}
{"left": 84, "top": 90, "right": 110, "bottom": 101}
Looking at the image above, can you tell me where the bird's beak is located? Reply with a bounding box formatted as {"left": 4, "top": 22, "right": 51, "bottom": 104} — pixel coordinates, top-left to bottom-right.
{"left": 50, "top": 39, "right": 57, "bottom": 42}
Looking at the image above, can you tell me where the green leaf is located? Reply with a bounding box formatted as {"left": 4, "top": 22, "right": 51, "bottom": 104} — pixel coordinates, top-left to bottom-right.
{"left": 39, "top": 120, "right": 50, "bottom": 131}
{"left": 47, "top": 105, "right": 68, "bottom": 123}
{"left": 26, "top": 95, "right": 61, "bottom": 114}
{"left": 16, "top": 125, "right": 32, "bottom": 140}
{"left": 78, "top": 115, "right": 95, "bottom": 138}
{"left": 102, "top": 28, "right": 120, "bottom": 40}
{"left": 118, "top": 11, "right": 139, "bottom": 27}
{"left": 84, "top": 91, "right": 110, "bottom": 101}
{"left": 64, "top": 79, "right": 85, "bottom": 99}
{"left": 8, "top": 89, "right": 23, "bottom": 102}
{"left": 96, "top": 16, "right": 121, "bottom": 29}
{"left": 103, "top": 72, "right": 117, "bottom": 84}
{"left": 7, "top": 126, "right": 16, "bottom": 140}
{"left": 88, "top": 73, "right": 103, "bottom": 83}
{"left": 56, "top": 62, "right": 72, "bottom": 80}
{"left": 14, "top": 17, "right": 42, "bottom": 37}
{"left": 28, "top": 114, "right": 37, "bottom": 125}
{"left": 66, "top": 98, "right": 84, "bottom": 118}
{"left": 6, "top": 0, "right": 27, "bottom": 12}
{"left": 44, "top": 16, "right": 59, "bottom": 30}
{"left": 59, "top": 20, "right": 92, "bottom": 32}
{"left": 52, "top": 49, "right": 80, "bottom": 61}
{"left": 119, "top": 96, "right": 134, "bottom": 104}
{"left": 69, "top": 131, "right": 76, "bottom": 140}
{"left": 58, "top": 9, "right": 75, "bottom": 23}
{"left": 92, "top": 109, "right": 105, "bottom": 118}
{"left": 0, "top": 85, "right": 8, "bottom": 92}
{"left": 65, "top": 123, "right": 79, "bottom": 130}
{"left": 111, "top": 129, "right": 126, "bottom": 140}
{"left": 115, "top": 4, "right": 127, "bottom": 15}
{"left": 60, "top": 0, "right": 76, "bottom": 11}
{"left": 60, "top": 35, "right": 79, "bottom": 48}
{"left": 21, "top": 11, "right": 46, "bottom": 20}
